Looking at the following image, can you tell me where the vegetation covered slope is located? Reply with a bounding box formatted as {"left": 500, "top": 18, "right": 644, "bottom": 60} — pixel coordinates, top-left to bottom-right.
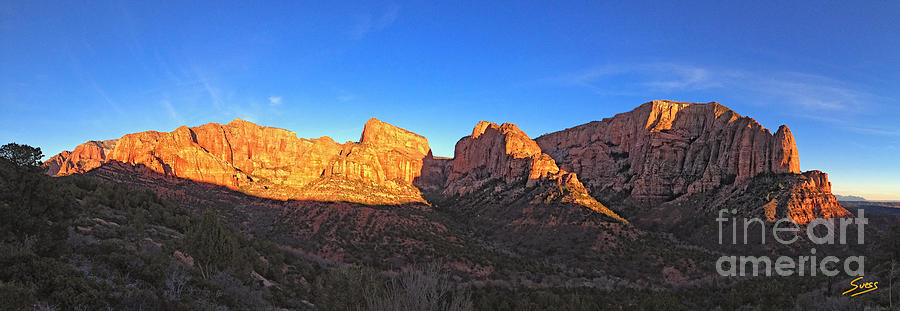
{"left": 0, "top": 144, "right": 471, "bottom": 310}
{"left": 4, "top": 142, "right": 900, "bottom": 310}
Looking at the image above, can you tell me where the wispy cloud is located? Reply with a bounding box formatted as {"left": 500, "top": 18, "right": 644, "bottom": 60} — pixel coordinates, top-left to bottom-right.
{"left": 196, "top": 71, "right": 224, "bottom": 111}
{"left": 549, "top": 63, "right": 900, "bottom": 137}
{"left": 348, "top": 4, "right": 400, "bottom": 39}
{"left": 336, "top": 90, "right": 356, "bottom": 102}
{"left": 845, "top": 126, "right": 900, "bottom": 137}
{"left": 62, "top": 43, "right": 127, "bottom": 117}
{"left": 641, "top": 64, "right": 721, "bottom": 91}
{"left": 160, "top": 100, "right": 184, "bottom": 123}
{"left": 551, "top": 63, "right": 872, "bottom": 111}
{"left": 185, "top": 66, "right": 263, "bottom": 123}
{"left": 268, "top": 96, "right": 282, "bottom": 105}
{"left": 87, "top": 78, "right": 127, "bottom": 116}
{"left": 787, "top": 113, "right": 900, "bottom": 138}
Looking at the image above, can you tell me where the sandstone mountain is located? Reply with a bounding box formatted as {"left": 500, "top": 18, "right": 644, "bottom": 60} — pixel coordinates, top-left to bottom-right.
{"left": 46, "top": 116, "right": 627, "bottom": 222}
{"left": 45, "top": 100, "right": 848, "bottom": 224}
{"left": 45, "top": 139, "right": 117, "bottom": 176}
{"left": 535, "top": 100, "right": 849, "bottom": 223}
{"left": 30, "top": 101, "right": 874, "bottom": 310}
{"left": 435, "top": 121, "right": 624, "bottom": 222}
{"left": 46, "top": 118, "right": 430, "bottom": 205}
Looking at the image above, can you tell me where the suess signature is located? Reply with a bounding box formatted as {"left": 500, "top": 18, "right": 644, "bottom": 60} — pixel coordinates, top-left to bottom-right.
{"left": 842, "top": 277, "right": 878, "bottom": 297}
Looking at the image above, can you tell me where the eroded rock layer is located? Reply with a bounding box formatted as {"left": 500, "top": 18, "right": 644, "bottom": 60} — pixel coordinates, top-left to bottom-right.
{"left": 441, "top": 121, "right": 625, "bottom": 222}
{"left": 45, "top": 140, "right": 117, "bottom": 176}
{"left": 45, "top": 100, "right": 847, "bottom": 224}
{"left": 534, "top": 100, "right": 848, "bottom": 223}
{"left": 782, "top": 171, "right": 848, "bottom": 224}
{"left": 46, "top": 118, "right": 430, "bottom": 205}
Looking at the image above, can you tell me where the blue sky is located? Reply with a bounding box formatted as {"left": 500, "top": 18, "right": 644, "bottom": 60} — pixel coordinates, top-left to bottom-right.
{"left": 2, "top": 1, "right": 899, "bottom": 199}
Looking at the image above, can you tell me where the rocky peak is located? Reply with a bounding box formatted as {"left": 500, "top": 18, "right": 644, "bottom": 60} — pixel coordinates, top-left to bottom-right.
{"left": 772, "top": 125, "right": 801, "bottom": 174}
{"left": 535, "top": 100, "right": 813, "bottom": 202}
{"left": 471, "top": 121, "right": 496, "bottom": 138}
{"left": 45, "top": 118, "right": 430, "bottom": 205}
{"left": 442, "top": 121, "right": 625, "bottom": 222}
{"left": 44, "top": 140, "right": 117, "bottom": 176}
{"left": 360, "top": 118, "right": 430, "bottom": 158}
{"left": 642, "top": 100, "right": 694, "bottom": 131}
{"left": 226, "top": 118, "right": 257, "bottom": 127}
{"left": 784, "top": 170, "right": 847, "bottom": 223}
{"left": 534, "top": 100, "right": 847, "bottom": 223}
{"left": 472, "top": 122, "right": 543, "bottom": 157}
{"left": 446, "top": 121, "right": 558, "bottom": 193}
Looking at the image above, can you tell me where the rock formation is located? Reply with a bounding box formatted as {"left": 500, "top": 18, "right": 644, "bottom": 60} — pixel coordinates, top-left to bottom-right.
{"left": 782, "top": 171, "right": 848, "bottom": 223}
{"left": 440, "top": 121, "right": 625, "bottom": 222}
{"left": 444, "top": 122, "right": 560, "bottom": 195}
{"left": 46, "top": 100, "right": 847, "bottom": 224}
{"left": 46, "top": 118, "right": 430, "bottom": 205}
{"left": 535, "top": 100, "right": 848, "bottom": 223}
{"left": 45, "top": 140, "right": 116, "bottom": 176}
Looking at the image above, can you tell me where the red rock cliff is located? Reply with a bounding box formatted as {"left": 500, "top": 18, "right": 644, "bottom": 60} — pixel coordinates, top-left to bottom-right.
{"left": 535, "top": 100, "right": 847, "bottom": 223}
{"left": 45, "top": 101, "right": 845, "bottom": 224}
{"left": 445, "top": 122, "right": 560, "bottom": 194}
{"left": 784, "top": 171, "right": 849, "bottom": 223}
{"left": 535, "top": 100, "right": 803, "bottom": 201}
{"left": 46, "top": 118, "right": 430, "bottom": 205}
{"left": 443, "top": 121, "right": 625, "bottom": 221}
{"left": 45, "top": 140, "right": 117, "bottom": 176}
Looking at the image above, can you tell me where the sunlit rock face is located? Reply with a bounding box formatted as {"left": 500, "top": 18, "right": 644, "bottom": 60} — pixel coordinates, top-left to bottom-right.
{"left": 444, "top": 121, "right": 559, "bottom": 195}
{"left": 536, "top": 100, "right": 804, "bottom": 201}
{"left": 45, "top": 140, "right": 117, "bottom": 176}
{"left": 534, "top": 100, "right": 847, "bottom": 223}
{"left": 46, "top": 118, "right": 431, "bottom": 205}
{"left": 783, "top": 171, "right": 849, "bottom": 224}
{"left": 45, "top": 100, "right": 846, "bottom": 224}
{"left": 442, "top": 121, "right": 625, "bottom": 222}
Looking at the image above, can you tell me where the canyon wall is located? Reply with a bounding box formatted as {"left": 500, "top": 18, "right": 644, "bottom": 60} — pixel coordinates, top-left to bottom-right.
{"left": 535, "top": 100, "right": 847, "bottom": 223}
{"left": 46, "top": 100, "right": 849, "bottom": 223}
{"left": 47, "top": 118, "right": 430, "bottom": 205}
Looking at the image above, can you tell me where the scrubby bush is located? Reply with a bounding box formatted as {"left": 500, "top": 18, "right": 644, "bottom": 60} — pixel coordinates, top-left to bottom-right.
{"left": 186, "top": 208, "right": 240, "bottom": 279}
{"left": 366, "top": 264, "right": 472, "bottom": 311}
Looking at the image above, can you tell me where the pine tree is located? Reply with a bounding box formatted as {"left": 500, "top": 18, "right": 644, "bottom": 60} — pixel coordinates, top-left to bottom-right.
{"left": 186, "top": 208, "right": 238, "bottom": 279}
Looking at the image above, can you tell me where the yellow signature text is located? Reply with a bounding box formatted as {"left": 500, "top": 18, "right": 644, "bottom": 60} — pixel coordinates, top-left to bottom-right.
{"left": 842, "top": 277, "right": 878, "bottom": 297}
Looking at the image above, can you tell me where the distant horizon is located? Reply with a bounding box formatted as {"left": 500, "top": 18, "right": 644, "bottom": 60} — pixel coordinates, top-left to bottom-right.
{"left": 3, "top": 2, "right": 899, "bottom": 200}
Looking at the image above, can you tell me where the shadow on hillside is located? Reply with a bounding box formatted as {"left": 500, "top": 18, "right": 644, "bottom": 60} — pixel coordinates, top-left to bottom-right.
{"left": 69, "top": 161, "right": 691, "bottom": 284}
{"left": 74, "top": 161, "right": 499, "bottom": 273}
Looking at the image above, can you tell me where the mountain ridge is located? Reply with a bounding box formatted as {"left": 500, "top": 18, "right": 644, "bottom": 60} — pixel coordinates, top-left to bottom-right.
{"left": 45, "top": 100, "right": 849, "bottom": 224}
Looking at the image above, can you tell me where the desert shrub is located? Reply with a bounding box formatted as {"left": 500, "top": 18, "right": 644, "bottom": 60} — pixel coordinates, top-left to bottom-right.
{"left": 163, "top": 265, "right": 190, "bottom": 302}
{"left": 366, "top": 264, "right": 472, "bottom": 311}
{"left": 186, "top": 208, "right": 240, "bottom": 278}
{"left": 0, "top": 157, "right": 73, "bottom": 257}
{"left": 311, "top": 266, "right": 383, "bottom": 310}
{"left": 0, "top": 255, "right": 108, "bottom": 309}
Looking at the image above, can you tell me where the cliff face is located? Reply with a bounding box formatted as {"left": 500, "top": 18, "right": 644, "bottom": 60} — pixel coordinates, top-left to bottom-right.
{"left": 535, "top": 100, "right": 847, "bottom": 223}
{"left": 444, "top": 122, "right": 560, "bottom": 195}
{"left": 536, "top": 100, "right": 802, "bottom": 201}
{"left": 783, "top": 171, "right": 848, "bottom": 224}
{"left": 45, "top": 140, "right": 117, "bottom": 176}
{"left": 441, "top": 121, "right": 625, "bottom": 222}
{"left": 47, "top": 118, "right": 430, "bottom": 205}
{"left": 45, "top": 100, "right": 847, "bottom": 224}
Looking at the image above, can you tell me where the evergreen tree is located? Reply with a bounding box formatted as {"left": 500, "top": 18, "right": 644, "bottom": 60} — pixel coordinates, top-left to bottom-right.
{"left": 0, "top": 143, "right": 43, "bottom": 167}
{"left": 186, "top": 208, "right": 239, "bottom": 278}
